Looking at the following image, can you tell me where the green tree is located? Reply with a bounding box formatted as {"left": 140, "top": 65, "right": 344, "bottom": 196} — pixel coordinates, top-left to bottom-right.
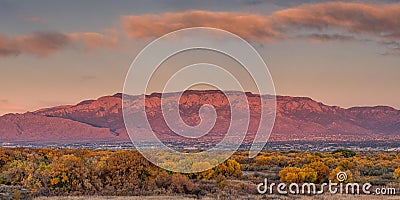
{"left": 333, "top": 149, "right": 356, "bottom": 158}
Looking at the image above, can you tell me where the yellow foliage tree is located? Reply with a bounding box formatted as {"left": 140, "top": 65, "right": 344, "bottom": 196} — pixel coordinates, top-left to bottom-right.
{"left": 393, "top": 167, "right": 400, "bottom": 179}
{"left": 305, "top": 161, "right": 330, "bottom": 183}
{"left": 279, "top": 167, "right": 301, "bottom": 183}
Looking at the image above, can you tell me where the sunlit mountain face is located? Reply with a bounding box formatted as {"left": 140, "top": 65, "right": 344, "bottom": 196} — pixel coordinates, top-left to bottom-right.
{"left": 1, "top": 91, "right": 399, "bottom": 144}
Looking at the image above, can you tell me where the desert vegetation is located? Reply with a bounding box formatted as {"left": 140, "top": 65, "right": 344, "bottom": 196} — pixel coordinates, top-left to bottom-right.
{"left": 0, "top": 148, "right": 399, "bottom": 199}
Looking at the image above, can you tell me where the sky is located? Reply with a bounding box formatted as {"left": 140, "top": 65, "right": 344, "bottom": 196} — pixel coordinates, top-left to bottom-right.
{"left": 0, "top": 0, "right": 400, "bottom": 115}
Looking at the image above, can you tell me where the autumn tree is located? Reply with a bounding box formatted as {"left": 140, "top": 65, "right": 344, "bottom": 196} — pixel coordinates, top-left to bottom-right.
{"left": 304, "top": 161, "right": 330, "bottom": 183}
{"left": 279, "top": 166, "right": 318, "bottom": 183}
{"left": 279, "top": 167, "right": 301, "bottom": 183}
{"left": 393, "top": 167, "right": 400, "bottom": 179}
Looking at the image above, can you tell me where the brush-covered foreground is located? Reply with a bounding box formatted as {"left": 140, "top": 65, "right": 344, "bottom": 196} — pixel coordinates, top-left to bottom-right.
{"left": 0, "top": 148, "right": 399, "bottom": 199}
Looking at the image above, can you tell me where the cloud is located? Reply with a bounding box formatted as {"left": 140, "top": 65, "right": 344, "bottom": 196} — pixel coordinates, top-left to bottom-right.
{"left": 69, "top": 32, "right": 119, "bottom": 50}
{"left": 3, "top": 2, "right": 400, "bottom": 57}
{"left": 0, "top": 31, "right": 119, "bottom": 57}
{"left": 122, "top": 2, "right": 400, "bottom": 42}
{"left": 17, "top": 32, "right": 71, "bottom": 57}
{"left": 0, "top": 34, "right": 20, "bottom": 56}
{"left": 25, "top": 17, "right": 46, "bottom": 24}
{"left": 122, "top": 10, "right": 279, "bottom": 41}
{"left": 271, "top": 2, "right": 400, "bottom": 40}
{"left": 0, "top": 32, "right": 72, "bottom": 57}
{"left": 380, "top": 41, "right": 400, "bottom": 55}
{"left": 296, "top": 33, "right": 357, "bottom": 43}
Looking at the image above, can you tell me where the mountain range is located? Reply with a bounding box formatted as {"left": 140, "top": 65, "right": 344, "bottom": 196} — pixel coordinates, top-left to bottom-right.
{"left": 1, "top": 90, "right": 399, "bottom": 144}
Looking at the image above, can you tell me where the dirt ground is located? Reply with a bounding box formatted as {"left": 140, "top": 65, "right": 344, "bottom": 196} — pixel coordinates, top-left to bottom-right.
{"left": 35, "top": 194, "right": 400, "bottom": 200}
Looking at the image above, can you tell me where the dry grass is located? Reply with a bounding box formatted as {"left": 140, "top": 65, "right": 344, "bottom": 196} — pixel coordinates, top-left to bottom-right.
{"left": 35, "top": 196, "right": 202, "bottom": 200}
{"left": 34, "top": 194, "right": 400, "bottom": 200}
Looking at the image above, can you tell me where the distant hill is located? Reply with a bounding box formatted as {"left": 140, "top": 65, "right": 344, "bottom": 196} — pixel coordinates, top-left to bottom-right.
{"left": 1, "top": 90, "right": 399, "bottom": 144}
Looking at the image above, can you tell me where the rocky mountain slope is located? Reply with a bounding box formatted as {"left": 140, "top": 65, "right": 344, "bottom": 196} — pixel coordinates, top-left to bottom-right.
{"left": 1, "top": 91, "right": 399, "bottom": 144}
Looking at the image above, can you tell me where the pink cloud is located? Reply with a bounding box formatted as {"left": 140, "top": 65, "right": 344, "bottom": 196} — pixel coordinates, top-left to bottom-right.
{"left": 25, "top": 17, "right": 46, "bottom": 24}
{"left": 69, "top": 32, "right": 119, "bottom": 50}
{"left": 0, "top": 31, "right": 119, "bottom": 57}
{"left": 0, "top": 34, "right": 20, "bottom": 56}
{"left": 2, "top": 2, "right": 400, "bottom": 57}
{"left": 16, "top": 32, "right": 71, "bottom": 57}
{"left": 122, "top": 10, "right": 278, "bottom": 41}
{"left": 122, "top": 2, "right": 400, "bottom": 42}
{"left": 271, "top": 2, "right": 400, "bottom": 40}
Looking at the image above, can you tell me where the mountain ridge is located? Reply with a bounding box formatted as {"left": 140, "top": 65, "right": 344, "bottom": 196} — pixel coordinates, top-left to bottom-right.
{"left": 1, "top": 90, "right": 399, "bottom": 144}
